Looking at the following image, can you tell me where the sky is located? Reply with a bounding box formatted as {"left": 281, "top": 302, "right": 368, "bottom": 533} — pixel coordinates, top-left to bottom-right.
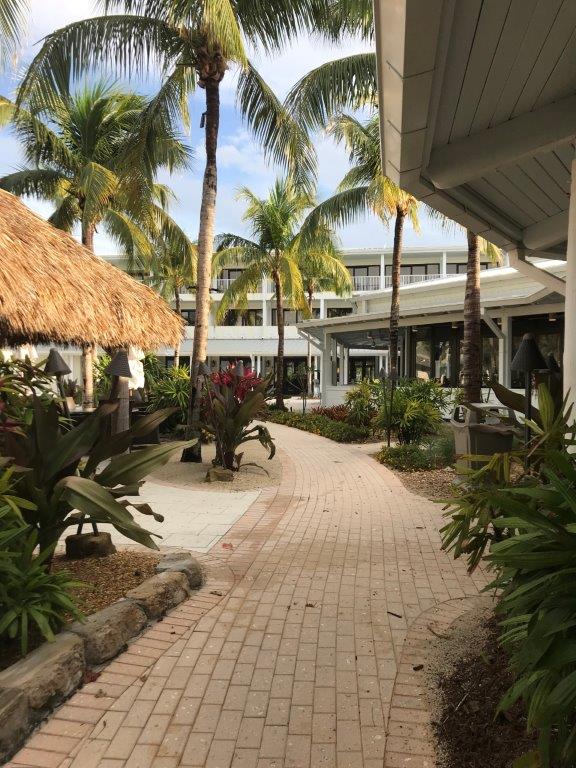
{"left": 0, "top": 0, "right": 466, "bottom": 255}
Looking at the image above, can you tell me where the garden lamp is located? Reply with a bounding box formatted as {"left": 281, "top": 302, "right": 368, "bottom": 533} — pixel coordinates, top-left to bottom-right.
{"left": 105, "top": 350, "right": 133, "bottom": 433}
{"left": 510, "top": 333, "right": 547, "bottom": 444}
{"left": 44, "top": 348, "right": 71, "bottom": 416}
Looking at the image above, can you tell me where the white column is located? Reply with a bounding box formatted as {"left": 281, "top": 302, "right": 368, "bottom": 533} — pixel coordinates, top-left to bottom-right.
{"left": 565, "top": 153, "right": 576, "bottom": 406}
{"left": 441, "top": 251, "right": 447, "bottom": 277}
{"left": 341, "top": 348, "right": 349, "bottom": 385}
{"left": 319, "top": 297, "right": 326, "bottom": 319}
{"left": 321, "top": 333, "right": 332, "bottom": 401}
{"left": 380, "top": 253, "right": 386, "bottom": 290}
{"left": 498, "top": 316, "right": 512, "bottom": 387}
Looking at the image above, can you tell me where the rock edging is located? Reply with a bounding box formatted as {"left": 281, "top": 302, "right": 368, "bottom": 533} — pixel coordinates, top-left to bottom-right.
{"left": 0, "top": 550, "right": 204, "bottom": 763}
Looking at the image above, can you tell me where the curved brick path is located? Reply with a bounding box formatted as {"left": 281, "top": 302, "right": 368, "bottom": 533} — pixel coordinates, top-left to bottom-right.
{"left": 8, "top": 424, "right": 488, "bottom": 768}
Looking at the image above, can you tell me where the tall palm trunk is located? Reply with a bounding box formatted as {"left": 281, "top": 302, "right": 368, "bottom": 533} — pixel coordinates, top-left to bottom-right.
{"left": 389, "top": 206, "right": 405, "bottom": 379}
{"left": 81, "top": 222, "right": 95, "bottom": 409}
{"left": 174, "top": 286, "right": 181, "bottom": 367}
{"left": 273, "top": 271, "right": 285, "bottom": 409}
{"left": 182, "top": 73, "right": 221, "bottom": 462}
{"left": 462, "top": 230, "right": 482, "bottom": 403}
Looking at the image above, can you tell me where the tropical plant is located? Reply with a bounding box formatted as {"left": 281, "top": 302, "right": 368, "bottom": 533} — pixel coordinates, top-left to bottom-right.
{"left": 201, "top": 370, "right": 275, "bottom": 471}
{"left": 214, "top": 178, "right": 340, "bottom": 408}
{"left": 0, "top": 364, "right": 193, "bottom": 553}
{"left": 311, "top": 404, "right": 350, "bottom": 423}
{"left": 0, "top": 523, "right": 83, "bottom": 655}
{"left": 93, "top": 353, "right": 112, "bottom": 404}
{"left": 344, "top": 379, "right": 383, "bottom": 428}
{"left": 147, "top": 366, "right": 191, "bottom": 432}
{"left": 461, "top": 232, "right": 501, "bottom": 402}
{"left": 0, "top": 0, "right": 28, "bottom": 69}
{"left": 15, "top": 0, "right": 321, "bottom": 463}
{"left": 302, "top": 113, "right": 421, "bottom": 380}
{"left": 377, "top": 432, "right": 455, "bottom": 472}
{"left": 146, "top": 241, "right": 197, "bottom": 367}
{"left": 373, "top": 381, "right": 443, "bottom": 445}
{"left": 0, "top": 79, "right": 192, "bottom": 406}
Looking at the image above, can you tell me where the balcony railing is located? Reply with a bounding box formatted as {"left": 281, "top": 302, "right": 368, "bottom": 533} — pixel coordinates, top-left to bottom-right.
{"left": 351, "top": 275, "right": 381, "bottom": 291}
{"left": 216, "top": 278, "right": 235, "bottom": 292}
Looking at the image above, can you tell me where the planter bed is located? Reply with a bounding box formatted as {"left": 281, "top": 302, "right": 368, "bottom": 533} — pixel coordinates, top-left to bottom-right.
{"left": 0, "top": 550, "right": 203, "bottom": 762}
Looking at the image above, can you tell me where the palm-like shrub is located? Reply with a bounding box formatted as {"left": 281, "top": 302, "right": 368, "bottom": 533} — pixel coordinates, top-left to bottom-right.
{"left": 147, "top": 366, "right": 190, "bottom": 431}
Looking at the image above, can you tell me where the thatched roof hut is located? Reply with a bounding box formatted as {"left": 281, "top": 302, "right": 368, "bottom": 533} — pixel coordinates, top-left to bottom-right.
{"left": 0, "top": 190, "right": 183, "bottom": 349}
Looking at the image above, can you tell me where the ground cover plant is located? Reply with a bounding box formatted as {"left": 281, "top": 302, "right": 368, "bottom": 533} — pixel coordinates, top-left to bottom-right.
{"left": 441, "top": 384, "right": 576, "bottom": 766}
{"left": 266, "top": 409, "right": 369, "bottom": 443}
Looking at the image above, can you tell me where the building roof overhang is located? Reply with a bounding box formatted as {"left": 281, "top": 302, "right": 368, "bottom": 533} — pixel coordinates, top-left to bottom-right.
{"left": 374, "top": 0, "right": 576, "bottom": 257}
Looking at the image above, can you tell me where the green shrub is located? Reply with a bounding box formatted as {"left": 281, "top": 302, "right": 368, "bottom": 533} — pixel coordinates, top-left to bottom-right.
{"left": 267, "top": 410, "right": 369, "bottom": 443}
{"left": 376, "top": 444, "right": 433, "bottom": 471}
{"left": 344, "top": 380, "right": 381, "bottom": 428}
{"left": 374, "top": 392, "right": 443, "bottom": 444}
{"left": 147, "top": 366, "right": 190, "bottom": 431}
{"left": 376, "top": 432, "right": 455, "bottom": 472}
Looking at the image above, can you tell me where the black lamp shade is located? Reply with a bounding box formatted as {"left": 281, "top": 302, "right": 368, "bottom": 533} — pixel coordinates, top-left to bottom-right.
{"left": 510, "top": 333, "right": 547, "bottom": 373}
{"left": 44, "top": 348, "right": 71, "bottom": 376}
{"left": 105, "top": 349, "right": 132, "bottom": 378}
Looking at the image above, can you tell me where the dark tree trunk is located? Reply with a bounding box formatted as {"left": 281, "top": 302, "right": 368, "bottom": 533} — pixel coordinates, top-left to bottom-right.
{"left": 174, "top": 287, "right": 181, "bottom": 367}
{"left": 81, "top": 222, "right": 96, "bottom": 408}
{"left": 182, "top": 74, "right": 221, "bottom": 462}
{"left": 462, "top": 230, "right": 482, "bottom": 403}
{"left": 273, "top": 272, "right": 285, "bottom": 409}
{"left": 389, "top": 207, "right": 405, "bottom": 379}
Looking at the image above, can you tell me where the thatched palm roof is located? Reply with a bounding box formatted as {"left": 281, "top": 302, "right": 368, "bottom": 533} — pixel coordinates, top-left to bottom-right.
{"left": 0, "top": 190, "right": 183, "bottom": 349}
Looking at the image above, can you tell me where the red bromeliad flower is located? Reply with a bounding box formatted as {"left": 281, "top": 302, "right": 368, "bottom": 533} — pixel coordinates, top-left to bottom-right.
{"left": 210, "top": 367, "right": 262, "bottom": 403}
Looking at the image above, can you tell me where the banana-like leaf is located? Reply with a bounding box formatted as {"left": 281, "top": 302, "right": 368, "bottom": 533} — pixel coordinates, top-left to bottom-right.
{"left": 96, "top": 439, "right": 195, "bottom": 488}
{"left": 84, "top": 406, "right": 179, "bottom": 475}
{"left": 120, "top": 500, "right": 164, "bottom": 523}
{"left": 56, "top": 475, "right": 159, "bottom": 549}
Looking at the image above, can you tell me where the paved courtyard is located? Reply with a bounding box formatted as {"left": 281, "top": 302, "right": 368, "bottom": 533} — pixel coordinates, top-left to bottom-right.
{"left": 11, "top": 424, "right": 488, "bottom": 768}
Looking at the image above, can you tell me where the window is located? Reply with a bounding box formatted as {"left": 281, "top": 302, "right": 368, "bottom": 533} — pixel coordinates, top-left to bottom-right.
{"left": 447, "top": 262, "right": 491, "bottom": 275}
{"left": 348, "top": 265, "right": 380, "bottom": 277}
{"left": 327, "top": 307, "right": 352, "bottom": 318}
{"left": 221, "top": 268, "right": 243, "bottom": 280}
{"left": 165, "top": 356, "right": 190, "bottom": 369}
{"left": 271, "top": 308, "right": 318, "bottom": 325}
{"left": 385, "top": 263, "right": 441, "bottom": 276}
{"left": 221, "top": 309, "right": 263, "bottom": 326}
{"left": 180, "top": 309, "right": 196, "bottom": 325}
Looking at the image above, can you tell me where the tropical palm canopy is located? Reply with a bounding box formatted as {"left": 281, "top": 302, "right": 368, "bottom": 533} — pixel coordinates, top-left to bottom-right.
{"left": 214, "top": 177, "right": 345, "bottom": 408}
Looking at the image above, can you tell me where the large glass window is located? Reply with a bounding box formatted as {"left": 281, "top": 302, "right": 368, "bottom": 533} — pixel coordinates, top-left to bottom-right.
{"left": 349, "top": 356, "right": 377, "bottom": 382}
{"left": 180, "top": 309, "right": 196, "bottom": 325}
{"left": 385, "top": 263, "right": 441, "bottom": 276}
{"left": 271, "top": 308, "right": 319, "bottom": 325}
{"left": 348, "top": 265, "right": 380, "bottom": 277}
{"left": 327, "top": 307, "right": 352, "bottom": 318}
{"left": 221, "top": 309, "right": 263, "bottom": 326}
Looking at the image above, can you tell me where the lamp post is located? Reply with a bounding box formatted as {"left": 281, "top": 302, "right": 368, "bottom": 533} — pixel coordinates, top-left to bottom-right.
{"left": 105, "top": 349, "right": 133, "bottom": 434}
{"left": 44, "top": 348, "right": 71, "bottom": 416}
{"left": 510, "top": 333, "right": 547, "bottom": 444}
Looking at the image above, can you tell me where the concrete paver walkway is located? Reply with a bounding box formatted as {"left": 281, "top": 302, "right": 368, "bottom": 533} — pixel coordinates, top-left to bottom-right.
{"left": 9, "top": 424, "right": 487, "bottom": 768}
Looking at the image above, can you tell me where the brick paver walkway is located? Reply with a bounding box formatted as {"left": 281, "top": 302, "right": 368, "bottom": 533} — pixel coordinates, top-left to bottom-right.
{"left": 9, "top": 424, "right": 488, "bottom": 768}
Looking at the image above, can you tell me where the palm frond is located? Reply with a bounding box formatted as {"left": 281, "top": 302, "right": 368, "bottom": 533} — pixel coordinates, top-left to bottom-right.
{"left": 76, "top": 161, "right": 120, "bottom": 229}
{"left": 203, "top": 0, "right": 247, "bottom": 64}
{"left": 216, "top": 262, "right": 263, "bottom": 320}
{"left": 285, "top": 53, "right": 377, "bottom": 130}
{"left": 237, "top": 62, "right": 317, "bottom": 194}
{"left": 48, "top": 194, "right": 80, "bottom": 231}
{"left": 0, "top": 167, "right": 68, "bottom": 199}
{"left": 0, "top": 0, "right": 28, "bottom": 67}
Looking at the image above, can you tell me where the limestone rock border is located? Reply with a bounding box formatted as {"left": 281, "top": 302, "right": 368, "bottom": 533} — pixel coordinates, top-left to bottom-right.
{"left": 0, "top": 551, "right": 204, "bottom": 763}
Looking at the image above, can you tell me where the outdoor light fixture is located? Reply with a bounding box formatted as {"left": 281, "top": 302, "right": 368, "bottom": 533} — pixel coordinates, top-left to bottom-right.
{"left": 510, "top": 333, "right": 547, "bottom": 444}
{"left": 44, "top": 348, "right": 72, "bottom": 416}
{"left": 105, "top": 349, "right": 132, "bottom": 378}
{"left": 44, "top": 348, "right": 71, "bottom": 377}
{"left": 549, "top": 313, "right": 557, "bottom": 322}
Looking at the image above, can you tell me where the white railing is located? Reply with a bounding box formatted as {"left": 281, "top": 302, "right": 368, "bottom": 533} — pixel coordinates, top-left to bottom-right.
{"left": 383, "top": 273, "right": 449, "bottom": 289}
{"left": 352, "top": 275, "right": 381, "bottom": 291}
{"left": 216, "top": 278, "right": 235, "bottom": 292}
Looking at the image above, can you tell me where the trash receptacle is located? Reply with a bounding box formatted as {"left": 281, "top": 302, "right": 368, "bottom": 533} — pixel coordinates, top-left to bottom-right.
{"left": 451, "top": 404, "right": 517, "bottom": 468}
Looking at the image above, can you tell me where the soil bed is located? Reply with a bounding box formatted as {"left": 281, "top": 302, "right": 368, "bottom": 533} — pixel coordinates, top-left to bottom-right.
{"left": 0, "top": 550, "right": 160, "bottom": 672}
{"left": 429, "top": 604, "right": 538, "bottom": 768}
{"left": 394, "top": 467, "right": 456, "bottom": 500}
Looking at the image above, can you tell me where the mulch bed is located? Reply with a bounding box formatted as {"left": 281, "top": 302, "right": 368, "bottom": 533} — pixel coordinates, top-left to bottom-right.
{"left": 0, "top": 550, "right": 160, "bottom": 672}
{"left": 431, "top": 613, "right": 538, "bottom": 768}
{"left": 395, "top": 467, "right": 456, "bottom": 500}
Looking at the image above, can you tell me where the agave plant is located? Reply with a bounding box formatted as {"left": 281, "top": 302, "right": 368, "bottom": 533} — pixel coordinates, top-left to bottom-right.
{"left": 3, "top": 398, "right": 193, "bottom": 553}
{"left": 201, "top": 371, "right": 275, "bottom": 472}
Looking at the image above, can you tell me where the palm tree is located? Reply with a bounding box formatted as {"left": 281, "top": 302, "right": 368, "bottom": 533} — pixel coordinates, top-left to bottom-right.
{"left": 147, "top": 239, "right": 198, "bottom": 367}
{"left": 1, "top": 79, "right": 191, "bottom": 405}
{"left": 461, "top": 232, "right": 501, "bottom": 403}
{"left": 302, "top": 113, "right": 420, "bottom": 380}
{"left": 297, "top": 238, "right": 351, "bottom": 394}
{"left": 0, "top": 0, "right": 27, "bottom": 68}
{"left": 16, "top": 0, "right": 320, "bottom": 461}
{"left": 214, "top": 178, "right": 340, "bottom": 408}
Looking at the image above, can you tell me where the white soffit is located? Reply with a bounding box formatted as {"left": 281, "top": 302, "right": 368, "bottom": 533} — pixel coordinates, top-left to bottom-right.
{"left": 375, "top": 0, "right": 576, "bottom": 254}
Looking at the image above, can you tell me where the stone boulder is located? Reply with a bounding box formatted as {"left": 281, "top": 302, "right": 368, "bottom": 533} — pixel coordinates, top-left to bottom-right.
{"left": 156, "top": 552, "right": 204, "bottom": 589}
{"left": 0, "top": 688, "right": 28, "bottom": 762}
{"left": 69, "top": 599, "right": 147, "bottom": 665}
{"left": 126, "top": 571, "right": 190, "bottom": 619}
{"left": 0, "top": 632, "right": 84, "bottom": 714}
